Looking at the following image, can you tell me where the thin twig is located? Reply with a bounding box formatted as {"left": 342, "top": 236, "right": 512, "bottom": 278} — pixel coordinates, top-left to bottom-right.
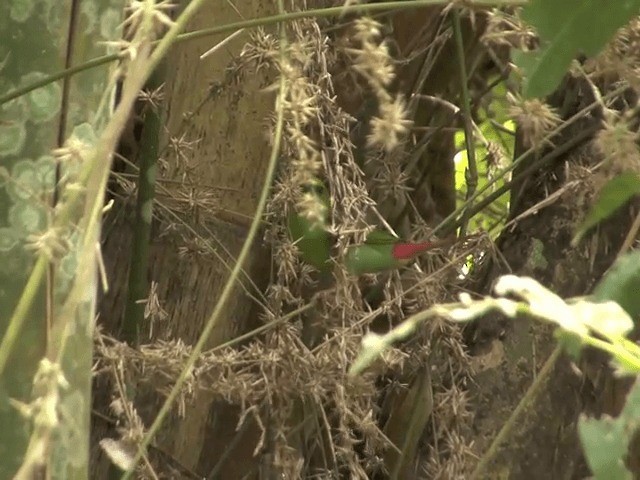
{"left": 200, "top": 28, "right": 246, "bottom": 59}
{"left": 617, "top": 209, "right": 640, "bottom": 257}
{"left": 470, "top": 348, "right": 563, "bottom": 480}
{"left": 503, "top": 181, "right": 579, "bottom": 229}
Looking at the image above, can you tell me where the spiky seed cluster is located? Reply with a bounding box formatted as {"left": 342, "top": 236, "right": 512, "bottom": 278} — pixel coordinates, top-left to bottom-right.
{"left": 106, "top": 1, "right": 175, "bottom": 62}
{"left": 137, "top": 83, "right": 165, "bottom": 110}
{"left": 485, "top": 141, "right": 507, "bottom": 169}
{"left": 595, "top": 117, "right": 640, "bottom": 174}
{"left": 275, "top": 38, "right": 327, "bottom": 228}
{"left": 585, "top": 18, "right": 640, "bottom": 89}
{"left": 25, "top": 227, "right": 70, "bottom": 261}
{"left": 368, "top": 95, "right": 412, "bottom": 152}
{"left": 372, "top": 158, "right": 412, "bottom": 202}
{"left": 483, "top": 9, "right": 538, "bottom": 50}
{"left": 347, "top": 18, "right": 412, "bottom": 152}
{"left": 508, "top": 96, "right": 561, "bottom": 149}
{"left": 166, "top": 132, "right": 200, "bottom": 179}
{"left": 123, "top": 1, "right": 175, "bottom": 37}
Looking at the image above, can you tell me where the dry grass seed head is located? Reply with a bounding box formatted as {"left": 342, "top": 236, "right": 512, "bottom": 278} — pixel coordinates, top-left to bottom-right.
{"left": 585, "top": 18, "right": 640, "bottom": 89}
{"left": 240, "top": 29, "right": 279, "bottom": 70}
{"left": 274, "top": 241, "right": 300, "bottom": 286}
{"left": 347, "top": 17, "right": 393, "bottom": 89}
{"left": 485, "top": 140, "right": 508, "bottom": 170}
{"left": 508, "top": 96, "right": 561, "bottom": 149}
{"left": 595, "top": 116, "right": 640, "bottom": 174}
{"left": 367, "top": 95, "right": 413, "bottom": 152}
{"left": 483, "top": 8, "right": 538, "bottom": 50}
{"left": 298, "top": 188, "right": 328, "bottom": 226}
{"left": 25, "top": 227, "right": 70, "bottom": 261}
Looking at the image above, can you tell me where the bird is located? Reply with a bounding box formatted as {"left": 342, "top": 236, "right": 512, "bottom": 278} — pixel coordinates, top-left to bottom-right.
{"left": 344, "top": 229, "right": 458, "bottom": 276}
{"left": 287, "top": 180, "right": 457, "bottom": 276}
{"left": 286, "top": 179, "right": 333, "bottom": 271}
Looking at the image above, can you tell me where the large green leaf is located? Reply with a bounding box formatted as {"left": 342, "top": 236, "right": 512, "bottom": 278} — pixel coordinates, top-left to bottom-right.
{"left": 592, "top": 250, "right": 640, "bottom": 324}
{"left": 579, "top": 418, "right": 631, "bottom": 480}
{"left": 516, "top": 0, "right": 640, "bottom": 98}
{"left": 579, "top": 376, "right": 640, "bottom": 480}
{"left": 572, "top": 173, "right": 640, "bottom": 246}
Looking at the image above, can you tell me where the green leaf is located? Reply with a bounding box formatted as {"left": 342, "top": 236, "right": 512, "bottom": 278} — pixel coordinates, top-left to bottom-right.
{"left": 517, "top": 0, "right": 640, "bottom": 98}
{"left": 572, "top": 173, "right": 640, "bottom": 246}
{"left": 578, "top": 418, "right": 631, "bottom": 480}
{"left": 620, "top": 375, "right": 640, "bottom": 420}
{"left": 578, "top": 376, "right": 640, "bottom": 480}
{"left": 592, "top": 251, "right": 640, "bottom": 323}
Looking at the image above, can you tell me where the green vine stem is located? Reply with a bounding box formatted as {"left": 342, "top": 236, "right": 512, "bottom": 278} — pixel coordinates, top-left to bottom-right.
{"left": 452, "top": 9, "right": 478, "bottom": 237}
{"left": 121, "top": 64, "right": 166, "bottom": 346}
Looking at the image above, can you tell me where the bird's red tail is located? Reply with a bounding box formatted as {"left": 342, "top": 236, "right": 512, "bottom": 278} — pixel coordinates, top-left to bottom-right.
{"left": 392, "top": 236, "right": 461, "bottom": 260}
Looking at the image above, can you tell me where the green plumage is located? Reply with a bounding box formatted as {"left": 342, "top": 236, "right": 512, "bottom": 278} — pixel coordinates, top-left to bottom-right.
{"left": 287, "top": 180, "right": 435, "bottom": 276}
{"left": 344, "top": 231, "right": 401, "bottom": 276}
{"left": 287, "top": 180, "right": 332, "bottom": 271}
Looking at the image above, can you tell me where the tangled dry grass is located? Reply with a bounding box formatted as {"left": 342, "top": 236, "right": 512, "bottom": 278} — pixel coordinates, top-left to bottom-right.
{"left": 94, "top": 3, "right": 640, "bottom": 479}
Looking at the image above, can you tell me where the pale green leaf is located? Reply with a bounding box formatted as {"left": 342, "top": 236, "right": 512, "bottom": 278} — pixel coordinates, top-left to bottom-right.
{"left": 517, "top": 0, "right": 640, "bottom": 98}
{"left": 592, "top": 250, "right": 640, "bottom": 323}
{"left": 579, "top": 377, "right": 640, "bottom": 480}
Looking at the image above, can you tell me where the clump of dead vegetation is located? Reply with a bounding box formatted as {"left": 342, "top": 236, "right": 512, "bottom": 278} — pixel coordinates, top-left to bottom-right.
{"left": 559, "top": 19, "right": 640, "bottom": 226}
{"left": 95, "top": 8, "right": 483, "bottom": 478}
{"left": 94, "top": 2, "right": 640, "bottom": 478}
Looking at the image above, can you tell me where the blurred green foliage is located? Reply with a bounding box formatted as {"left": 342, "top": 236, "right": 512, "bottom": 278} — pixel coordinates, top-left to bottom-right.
{"left": 454, "top": 76, "right": 514, "bottom": 235}
{"left": 0, "top": 1, "right": 124, "bottom": 477}
{"left": 516, "top": 0, "right": 640, "bottom": 98}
